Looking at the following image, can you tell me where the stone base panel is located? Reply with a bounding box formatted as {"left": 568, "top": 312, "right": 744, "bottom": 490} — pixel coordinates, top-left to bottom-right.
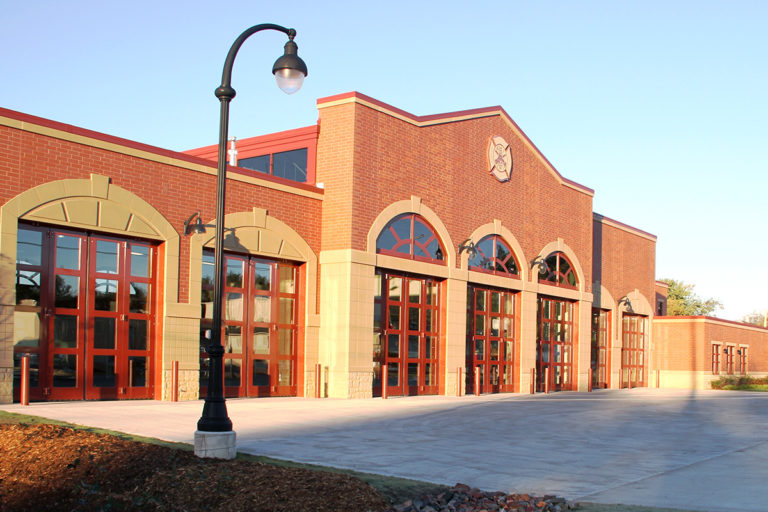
{"left": 194, "top": 430, "right": 236, "bottom": 460}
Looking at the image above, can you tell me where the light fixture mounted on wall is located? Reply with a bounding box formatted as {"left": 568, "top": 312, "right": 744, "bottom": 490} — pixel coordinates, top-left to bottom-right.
{"left": 530, "top": 256, "right": 549, "bottom": 274}
{"left": 458, "top": 238, "right": 477, "bottom": 259}
{"left": 618, "top": 295, "right": 634, "bottom": 312}
{"left": 184, "top": 212, "right": 207, "bottom": 235}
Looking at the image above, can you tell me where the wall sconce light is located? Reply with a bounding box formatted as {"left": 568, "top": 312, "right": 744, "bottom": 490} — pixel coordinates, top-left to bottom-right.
{"left": 530, "top": 256, "right": 549, "bottom": 274}
{"left": 723, "top": 347, "right": 729, "bottom": 354}
{"left": 184, "top": 212, "right": 207, "bottom": 235}
{"left": 737, "top": 349, "right": 742, "bottom": 355}
{"left": 618, "top": 295, "right": 633, "bottom": 312}
{"left": 458, "top": 239, "right": 477, "bottom": 259}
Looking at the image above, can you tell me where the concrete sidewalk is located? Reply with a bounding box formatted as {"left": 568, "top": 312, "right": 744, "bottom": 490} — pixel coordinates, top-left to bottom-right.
{"left": 2, "top": 389, "right": 767, "bottom": 512}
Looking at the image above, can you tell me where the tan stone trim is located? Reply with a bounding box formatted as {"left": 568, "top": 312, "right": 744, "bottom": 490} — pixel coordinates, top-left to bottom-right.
{"left": 0, "top": 115, "right": 323, "bottom": 201}
{"left": 366, "top": 196, "right": 456, "bottom": 271}
{"left": 0, "top": 175, "right": 180, "bottom": 306}
{"left": 319, "top": 249, "right": 375, "bottom": 266}
{"left": 373, "top": 254, "right": 450, "bottom": 279}
{"left": 592, "top": 282, "right": 616, "bottom": 311}
{"left": 316, "top": 96, "right": 594, "bottom": 198}
{"left": 462, "top": 271, "right": 525, "bottom": 292}
{"left": 619, "top": 289, "right": 653, "bottom": 317}
{"left": 316, "top": 96, "right": 498, "bottom": 126}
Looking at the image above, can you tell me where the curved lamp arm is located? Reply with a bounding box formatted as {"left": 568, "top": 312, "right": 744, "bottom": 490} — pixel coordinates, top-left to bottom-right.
{"left": 198, "top": 24, "right": 307, "bottom": 435}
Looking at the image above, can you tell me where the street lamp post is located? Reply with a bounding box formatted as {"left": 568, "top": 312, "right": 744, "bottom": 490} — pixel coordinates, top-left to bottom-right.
{"left": 194, "top": 24, "right": 307, "bottom": 459}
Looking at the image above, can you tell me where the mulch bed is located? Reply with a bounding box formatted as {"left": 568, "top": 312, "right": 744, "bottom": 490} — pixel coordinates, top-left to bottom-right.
{"left": 0, "top": 423, "right": 574, "bottom": 511}
{"left": 0, "top": 423, "right": 389, "bottom": 511}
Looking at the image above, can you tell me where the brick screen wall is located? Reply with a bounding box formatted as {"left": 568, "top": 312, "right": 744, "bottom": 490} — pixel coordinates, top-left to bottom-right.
{"left": 654, "top": 317, "right": 768, "bottom": 373}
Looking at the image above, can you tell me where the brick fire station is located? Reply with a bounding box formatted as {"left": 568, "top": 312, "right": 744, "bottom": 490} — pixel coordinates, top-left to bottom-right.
{"left": 1, "top": 92, "right": 765, "bottom": 403}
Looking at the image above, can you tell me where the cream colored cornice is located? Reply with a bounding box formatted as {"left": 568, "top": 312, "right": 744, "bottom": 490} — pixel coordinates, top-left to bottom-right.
{"left": 0, "top": 114, "right": 323, "bottom": 201}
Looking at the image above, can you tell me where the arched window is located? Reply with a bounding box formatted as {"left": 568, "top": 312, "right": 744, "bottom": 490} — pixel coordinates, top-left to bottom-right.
{"left": 376, "top": 213, "right": 445, "bottom": 264}
{"left": 538, "top": 252, "right": 578, "bottom": 288}
{"left": 468, "top": 235, "right": 519, "bottom": 277}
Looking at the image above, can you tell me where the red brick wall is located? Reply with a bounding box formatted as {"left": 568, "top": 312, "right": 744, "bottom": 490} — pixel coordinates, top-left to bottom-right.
{"left": 592, "top": 216, "right": 656, "bottom": 310}
{"left": 317, "top": 97, "right": 594, "bottom": 288}
{"left": 0, "top": 111, "right": 322, "bottom": 304}
{"left": 654, "top": 317, "right": 768, "bottom": 373}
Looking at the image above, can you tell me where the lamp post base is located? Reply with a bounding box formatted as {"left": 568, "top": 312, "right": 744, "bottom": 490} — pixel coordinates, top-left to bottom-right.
{"left": 194, "top": 430, "right": 237, "bottom": 459}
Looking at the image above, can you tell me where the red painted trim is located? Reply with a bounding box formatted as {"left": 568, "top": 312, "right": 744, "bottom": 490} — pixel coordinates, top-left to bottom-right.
{"left": 594, "top": 213, "right": 657, "bottom": 240}
{"left": 316, "top": 92, "right": 595, "bottom": 196}
{"left": 1, "top": 106, "right": 218, "bottom": 169}
{"left": 186, "top": 125, "right": 319, "bottom": 186}
{"left": 185, "top": 125, "right": 318, "bottom": 159}
{"left": 655, "top": 316, "right": 768, "bottom": 331}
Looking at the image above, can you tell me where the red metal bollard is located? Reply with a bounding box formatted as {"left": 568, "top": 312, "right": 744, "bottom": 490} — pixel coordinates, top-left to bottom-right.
{"left": 382, "top": 365, "right": 388, "bottom": 400}
{"left": 588, "top": 368, "right": 593, "bottom": 393}
{"left": 656, "top": 370, "right": 661, "bottom": 388}
{"left": 531, "top": 368, "right": 536, "bottom": 394}
{"left": 315, "top": 363, "right": 322, "bottom": 398}
{"left": 474, "top": 367, "right": 480, "bottom": 396}
{"left": 171, "top": 360, "right": 179, "bottom": 402}
{"left": 457, "top": 367, "right": 462, "bottom": 397}
{"left": 20, "top": 354, "right": 30, "bottom": 406}
{"left": 544, "top": 367, "right": 550, "bottom": 395}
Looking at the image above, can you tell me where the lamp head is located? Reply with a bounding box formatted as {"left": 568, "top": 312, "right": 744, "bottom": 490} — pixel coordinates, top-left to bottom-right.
{"left": 184, "top": 212, "right": 207, "bottom": 236}
{"left": 273, "top": 32, "right": 308, "bottom": 94}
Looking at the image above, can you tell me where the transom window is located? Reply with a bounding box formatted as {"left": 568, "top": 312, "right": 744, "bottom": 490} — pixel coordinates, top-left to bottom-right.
{"left": 376, "top": 214, "right": 445, "bottom": 264}
{"left": 468, "top": 235, "right": 519, "bottom": 277}
{"left": 239, "top": 147, "right": 308, "bottom": 183}
{"left": 538, "top": 252, "right": 578, "bottom": 288}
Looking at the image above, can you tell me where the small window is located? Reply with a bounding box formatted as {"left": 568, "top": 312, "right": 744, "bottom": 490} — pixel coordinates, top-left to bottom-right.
{"left": 273, "top": 148, "right": 307, "bottom": 182}
{"left": 739, "top": 347, "right": 748, "bottom": 374}
{"left": 711, "top": 344, "right": 721, "bottom": 375}
{"left": 239, "top": 154, "right": 270, "bottom": 174}
{"left": 238, "top": 148, "right": 308, "bottom": 183}
{"left": 468, "top": 235, "right": 519, "bottom": 277}
{"left": 376, "top": 213, "right": 445, "bottom": 264}
{"left": 539, "top": 252, "right": 578, "bottom": 288}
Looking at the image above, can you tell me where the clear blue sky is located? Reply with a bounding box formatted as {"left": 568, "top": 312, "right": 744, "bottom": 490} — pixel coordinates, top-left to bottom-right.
{"left": 2, "top": 1, "right": 766, "bottom": 321}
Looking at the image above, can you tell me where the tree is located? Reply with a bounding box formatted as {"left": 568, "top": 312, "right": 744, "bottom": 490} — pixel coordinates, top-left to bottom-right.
{"left": 742, "top": 311, "right": 767, "bottom": 328}
{"left": 659, "top": 278, "right": 722, "bottom": 316}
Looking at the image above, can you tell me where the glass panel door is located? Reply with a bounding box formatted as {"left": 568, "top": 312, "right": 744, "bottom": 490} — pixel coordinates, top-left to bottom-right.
{"left": 591, "top": 309, "right": 610, "bottom": 389}
{"left": 537, "top": 296, "right": 574, "bottom": 392}
{"left": 373, "top": 270, "right": 440, "bottom": 397}
{"left": 621, "top": 314, "right": 647, "bottom": 387}
{"left": 14, "top": 225, "right": 155, "bottom": 402}
{"left": 49, "top": 232, "right": 88, "bottom": 400}
{"left": 245, "top": 259, "right": 299, "bottom": 397}
{"left": 85, "top": 236, "right": 155, "bottom": 399}
{"left": 201, "top": 253, "right": 299, "bottom": 398}
{"left": 14, "top": 226, "right": 49, "bottom": 401}
{"left": 467, "top": 286, "right": 516, "bottom": 394}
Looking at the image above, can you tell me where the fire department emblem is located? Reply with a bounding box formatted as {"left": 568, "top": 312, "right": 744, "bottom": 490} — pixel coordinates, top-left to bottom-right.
{"left": 487, "top": 136, "right": 512, "bottom": 182}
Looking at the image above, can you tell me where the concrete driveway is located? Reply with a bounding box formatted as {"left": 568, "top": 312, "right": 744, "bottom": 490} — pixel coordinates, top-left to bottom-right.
{"left": 2, "top": 388, "right": 766, "bottom": 512}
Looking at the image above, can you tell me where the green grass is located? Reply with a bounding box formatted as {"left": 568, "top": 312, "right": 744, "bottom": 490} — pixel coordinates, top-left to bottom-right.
{"left": 721, "top": 384, "right": 768, "bottom": 391}
{"left": 0, "top": 410, "right": 701, "bottom": 511}
{"left": 711, "top": 375, "right": 768, "bottom": 391}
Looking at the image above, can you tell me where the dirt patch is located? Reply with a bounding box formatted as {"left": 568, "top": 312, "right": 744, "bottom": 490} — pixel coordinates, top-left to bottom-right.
{"left": 0, "top": 423, "right": 389, "bottom": 511}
